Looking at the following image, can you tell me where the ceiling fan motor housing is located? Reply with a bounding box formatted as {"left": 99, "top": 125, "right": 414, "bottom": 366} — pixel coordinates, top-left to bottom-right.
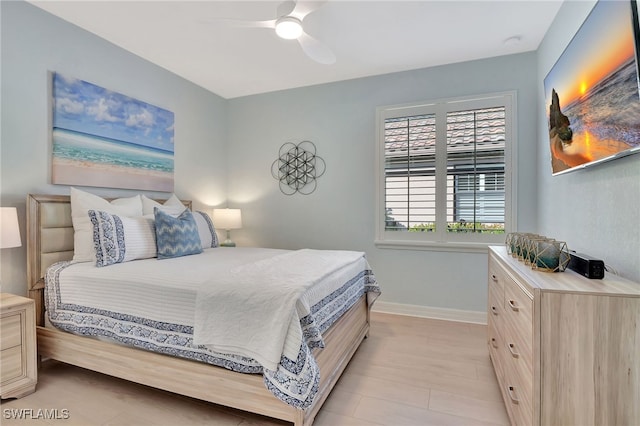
{"left": 275, "top": 16, "right": 303, "bottom": 39}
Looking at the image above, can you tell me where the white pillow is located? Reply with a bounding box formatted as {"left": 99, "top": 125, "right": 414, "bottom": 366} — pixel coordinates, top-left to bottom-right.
{"left": 193, "top": 211, "right": 219, "bottom": 248}
{"left": 89, "top": 210, "right": 157, "bottom": 267}
{"left": 141, "top": 194, "right": 185, "bottom": 216}
{"left": 70, "top": 187, "right": 143, "bottom": 263}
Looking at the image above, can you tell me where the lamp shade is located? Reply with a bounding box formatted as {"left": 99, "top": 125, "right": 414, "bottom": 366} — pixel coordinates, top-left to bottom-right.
{"left": 0, "top": 207, "right": 22, "bottom": 248}
{"left": 213, "top": 208, "right": 242, "bottom": 230}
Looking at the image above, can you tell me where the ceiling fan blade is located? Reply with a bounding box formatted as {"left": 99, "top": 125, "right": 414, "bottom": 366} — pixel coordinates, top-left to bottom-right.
{"left": 297, "top": 32, "right": 335, "bottom": 64}
{"left": 203, "top": 18, "right": 276, "bottom": 29}
{"left": 290, "top": 1, "right": 327, "bottom": 20}
{"left": 277, "top": 1, "right": 297, "bottom": 18}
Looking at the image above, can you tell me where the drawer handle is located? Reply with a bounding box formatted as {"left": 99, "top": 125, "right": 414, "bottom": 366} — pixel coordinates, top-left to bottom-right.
{"left": 507, "top": 386, "right": 520, "bottom": 404}
{"left": 491, "top": 306, "right": 499, "bottom": 316}
{"left": 508, "top": 299, "right": 519, "bottom": 312}
{"left": 508, "top": 343, "right": 520, "bottom": 358}
{"left": 491, "top": 337, "right": 498, "bottom": 348}
{"left": 491, "top": 274, "right": 498, "bottom": 282}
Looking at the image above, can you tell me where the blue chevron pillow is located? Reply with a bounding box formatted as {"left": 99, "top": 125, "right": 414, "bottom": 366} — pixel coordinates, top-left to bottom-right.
{"left": 154, "top": 207, "right": 203, "bottom": 259}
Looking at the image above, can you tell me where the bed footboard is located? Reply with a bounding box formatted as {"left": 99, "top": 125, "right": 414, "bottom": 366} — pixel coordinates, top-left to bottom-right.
{"left": 37, "top": 296, "right": 369, "bottom": 426}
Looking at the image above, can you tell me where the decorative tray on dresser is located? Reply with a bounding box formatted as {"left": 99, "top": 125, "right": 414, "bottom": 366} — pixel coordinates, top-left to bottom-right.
{"left": 1, "top": 293, "right": 37, "bottom": 399}
{"left": 487, "top": 246, "right": 639, "bottom": 426}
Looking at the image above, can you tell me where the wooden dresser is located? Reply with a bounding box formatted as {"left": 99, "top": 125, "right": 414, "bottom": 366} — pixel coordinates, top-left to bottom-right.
{"left": 487, "top": 246, "right": 640, "bottom": 426}
{"left": 1, "top": 293, "right": 37, "bottom": 399}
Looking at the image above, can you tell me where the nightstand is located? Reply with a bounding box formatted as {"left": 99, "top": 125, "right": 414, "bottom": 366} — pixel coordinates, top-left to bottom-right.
{"left": 1, "top": 293, "right": 37, "bottom": 398}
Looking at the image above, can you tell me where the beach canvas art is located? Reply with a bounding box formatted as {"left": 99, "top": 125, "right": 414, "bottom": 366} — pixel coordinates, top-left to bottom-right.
{"left": 544, "top": 0, "right": 640, "bottom": 175}
{"left": 52, "top": 73, "right": 174, "bottom": 191}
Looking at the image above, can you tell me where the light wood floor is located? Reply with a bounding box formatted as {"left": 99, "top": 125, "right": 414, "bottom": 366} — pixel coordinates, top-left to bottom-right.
{"left": 1, "top": 312, "right": 509, "bottom": 426}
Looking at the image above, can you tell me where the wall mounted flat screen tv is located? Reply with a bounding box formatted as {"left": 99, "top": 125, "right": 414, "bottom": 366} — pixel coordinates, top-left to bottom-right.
{"left": 544, "top": 0, "right": 640, "bottom": 175}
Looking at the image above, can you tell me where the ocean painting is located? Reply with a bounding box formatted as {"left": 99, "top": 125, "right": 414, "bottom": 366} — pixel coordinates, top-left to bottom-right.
{"left": 52, "top": 73, "right": 174, "bottom": 191}
{"left": 544, "top": 0, "right": 640, "bottom": 175}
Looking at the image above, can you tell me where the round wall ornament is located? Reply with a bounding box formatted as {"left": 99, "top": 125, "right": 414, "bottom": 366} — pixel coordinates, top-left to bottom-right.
{"left": 271, "top": 141, "right": 326, "bottom": 195}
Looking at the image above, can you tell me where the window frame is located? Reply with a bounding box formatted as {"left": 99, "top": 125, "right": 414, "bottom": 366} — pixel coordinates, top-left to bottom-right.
{"left": 375, "top": 91, "right": 517, "bottom": 253}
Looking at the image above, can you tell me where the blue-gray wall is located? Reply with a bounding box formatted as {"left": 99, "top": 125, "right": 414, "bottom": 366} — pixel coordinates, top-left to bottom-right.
{"left": 0, "top": 1, "right": 228, "bottom": 295}
{"left": 227, "top": 53, "right": 540, "bottom": 313}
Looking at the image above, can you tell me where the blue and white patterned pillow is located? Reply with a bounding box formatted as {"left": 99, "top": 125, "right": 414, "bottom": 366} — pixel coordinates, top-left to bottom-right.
{"left": 193, "top": 211, "right": 219, "bottom": 248}
{"left": 89, "top": 210, "right": 157, "bottom": 267}
{"left": 154, "top": 208, "right": 203, "bottom": 259}
{"left": 72, "top": 187, "right": 143, "bottom": 263}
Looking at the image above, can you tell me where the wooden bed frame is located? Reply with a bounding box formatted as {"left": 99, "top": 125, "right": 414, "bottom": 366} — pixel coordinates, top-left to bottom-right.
{"left": 26, "top": 194, "right": 371, "bottom": 426}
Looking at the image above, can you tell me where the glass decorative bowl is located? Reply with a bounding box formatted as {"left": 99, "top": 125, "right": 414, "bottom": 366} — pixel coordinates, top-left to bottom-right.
{"left": 533, "top": 240, "right": 570, "bottom": 272}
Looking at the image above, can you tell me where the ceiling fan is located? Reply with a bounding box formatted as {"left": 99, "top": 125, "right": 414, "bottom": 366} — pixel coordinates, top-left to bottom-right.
{"left": 214, "top": 0, "right": 335, "bottom": 65}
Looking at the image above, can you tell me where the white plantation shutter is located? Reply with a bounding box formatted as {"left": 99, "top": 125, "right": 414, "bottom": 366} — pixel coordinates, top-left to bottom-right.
{"left": 376, "top": 92, "right": 515, "bottom": 250}
{"left": 446, "top": 107, "right": 506, "bottom": 232}
{"left": 384, "top": 114, "right": 437, "bottom": 231}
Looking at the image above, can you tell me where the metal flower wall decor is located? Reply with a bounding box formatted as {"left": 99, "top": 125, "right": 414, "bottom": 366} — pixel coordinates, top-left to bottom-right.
{"left": 271, "top": 141, "right": 326, "bottom": 195}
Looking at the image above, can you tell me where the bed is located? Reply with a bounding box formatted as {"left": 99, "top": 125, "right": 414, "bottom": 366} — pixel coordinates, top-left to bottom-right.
{"left": 26, "top": 193, "right": 380, "bottom": 426}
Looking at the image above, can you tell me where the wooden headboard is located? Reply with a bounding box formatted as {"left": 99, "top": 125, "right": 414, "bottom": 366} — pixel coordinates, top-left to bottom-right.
{"left": 26, "top": 194, "right": 192, "bottom": 325}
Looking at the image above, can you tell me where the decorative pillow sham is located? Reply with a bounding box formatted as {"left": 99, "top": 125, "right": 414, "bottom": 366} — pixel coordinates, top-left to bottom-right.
{"left": 89, "top": 210, "right": 157, "bottom": 267}
{"left": 193, "top": 211, "right": 219, "bottom": 248}
{"left": 154, "top": 208, "right": 203, "bottom": 259}
{"left": 142, "top": 194, "right": 185, "bottom": 216}
{"left": 70, "top": 187, "right": 143, "bottom": 263}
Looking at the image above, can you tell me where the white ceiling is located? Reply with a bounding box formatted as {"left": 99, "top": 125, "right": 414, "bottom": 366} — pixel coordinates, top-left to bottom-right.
{"left": 27, "top": 0, "right": 563, "bottom": 99}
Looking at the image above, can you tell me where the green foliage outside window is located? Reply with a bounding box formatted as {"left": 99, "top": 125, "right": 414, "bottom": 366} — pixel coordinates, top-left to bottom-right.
{"left": 398, "top": 221, "right": 504, "bottom": 234}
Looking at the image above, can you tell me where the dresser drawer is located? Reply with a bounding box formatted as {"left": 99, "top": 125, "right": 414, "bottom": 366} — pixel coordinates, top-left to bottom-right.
{"left": 501, "top": 318, "right": 533, "bottom": 380}
{"left": 488, "top": 256, "right": 504, "bottom": 292}
{"left": 0, "top": 314, "right": 22, "bottom": 350}
{"left": 504, "top": 276, "right": 533, "bottom": 324}
{"left": 504, "top": 353, "right": 534, "bottom": 426}
{"left": 488, "top": 276, "right": 504, "bottom": 326}
{"left": 504, "top": 278, "right": 533, "bottom": 339}
{"left": 488, "top": 315, "right": 506, "bottom": 384}
{"left": 0, "top": 294, "right": 37, "bottom": 399}
{"left": 0, "top": 345, "right": 24, "bottom": 384}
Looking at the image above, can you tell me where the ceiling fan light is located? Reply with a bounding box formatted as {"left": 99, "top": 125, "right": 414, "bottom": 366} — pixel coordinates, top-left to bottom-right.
{"left": 275, "top": 16, "right": 303, "bottom": 39}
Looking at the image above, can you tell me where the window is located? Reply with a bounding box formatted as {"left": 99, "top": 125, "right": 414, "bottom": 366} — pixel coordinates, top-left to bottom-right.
{"left": 376, "top": 92, "right": 516, "bottom": 251}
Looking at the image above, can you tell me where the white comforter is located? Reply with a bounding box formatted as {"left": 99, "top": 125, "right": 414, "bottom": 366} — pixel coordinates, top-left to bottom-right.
{"left": 193, "top": 249, "right": 365, "bottom": 371}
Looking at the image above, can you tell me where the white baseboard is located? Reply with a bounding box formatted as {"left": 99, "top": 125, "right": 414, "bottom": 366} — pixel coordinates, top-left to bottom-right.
{"left": 372, "top": 301, "right": 487, "bottom": 325}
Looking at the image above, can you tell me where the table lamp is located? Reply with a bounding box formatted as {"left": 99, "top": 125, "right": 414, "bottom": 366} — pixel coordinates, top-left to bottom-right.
{"left": 213, "top": 208, "right": 242, "bottom": 247}
{"left": 0, "top": 207, "right": 22, "bottom": 249}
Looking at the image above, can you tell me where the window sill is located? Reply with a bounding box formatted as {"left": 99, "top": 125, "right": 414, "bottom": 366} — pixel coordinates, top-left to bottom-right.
{"left": 374, "top": 239, "right": 493, "bottom": 254}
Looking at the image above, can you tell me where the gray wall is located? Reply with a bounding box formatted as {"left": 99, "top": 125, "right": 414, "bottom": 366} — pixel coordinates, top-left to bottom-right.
{"left": 536, "top": 0, "right": 640, "bottom": 283}
{"left": 0, "top": 1, "right": 229, "bottom": 296}
{"left": 227, "top": 53, "right": 540, "bottom": 313}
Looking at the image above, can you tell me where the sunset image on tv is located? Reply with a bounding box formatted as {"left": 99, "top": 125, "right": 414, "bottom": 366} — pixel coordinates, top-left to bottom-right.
{"left": 543, "top": 0, "right": 640, "bottom": 175}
